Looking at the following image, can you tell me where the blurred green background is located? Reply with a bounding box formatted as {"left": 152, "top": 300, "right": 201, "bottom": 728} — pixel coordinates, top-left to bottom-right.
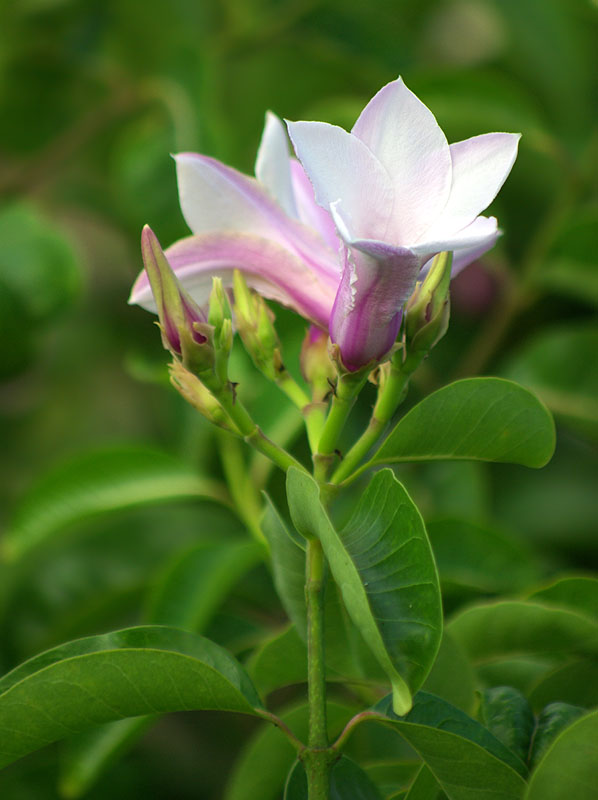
{"left": 0, "top": 0, "right": 597, "bottom": 797}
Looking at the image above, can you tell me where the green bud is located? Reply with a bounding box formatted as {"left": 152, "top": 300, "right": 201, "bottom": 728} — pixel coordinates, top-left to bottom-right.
{"left": 300, "top": 326, "right": 335, "bottom": 402}
{"left": 404, "top": 251, "right": 452, "bottom": 360}
{"left": 208, "top": 277, "right": 232, "bottom": 330}
{"left": 232, "top": 269, "right": 282, "bottom": 381}
{"left": 169, "top": 361, "right": 235, "bottom": 431}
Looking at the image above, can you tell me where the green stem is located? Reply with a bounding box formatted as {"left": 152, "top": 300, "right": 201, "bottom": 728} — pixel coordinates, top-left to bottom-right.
{"left": 314, "top": 372, "right": 368, "bottom": 482}
{"left": 216, "top": 430, "right": 265, "bottom": 544}
{"left": 331, "top": 364, "right": 411, "bottom": 484}
{"left": 215, "top": 383, "right": 306, "bottom": 474}
{"left": 303, "top": 538, "right": 333, "bottom": 798}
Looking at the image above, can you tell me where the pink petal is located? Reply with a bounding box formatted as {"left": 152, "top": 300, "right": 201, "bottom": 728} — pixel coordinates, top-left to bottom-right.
{"left": 175, "top": 152, "right": 340, "bottom": 285}
{"left": 254, "top": 111, "right": 297, "bottom": 218}
{"left": 129, "top": 232, "right": 337, "bottom": 328}
{"left": 424, "top": 133, "right": 520, "bottom": 239}
{"left": 351, "top": 77, "right": 452, "bottom": 243}
{"left": 289, "top": 158, "right": 340, "bottom": 252}
{"left": 286, "top": 120, "right": 394, "bottom": 242}
{"left": 330, "top": 241, "right": 423, "bottom": 370}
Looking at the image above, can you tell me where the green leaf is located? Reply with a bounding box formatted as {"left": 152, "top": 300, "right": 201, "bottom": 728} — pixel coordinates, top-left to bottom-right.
{"left": 478, "top": 687, "right": 535, "bottom": 765}
{"left": 422, "top": 633, "right": 476, "bottom": 713}
{"left": 225, "top": 701, "right": 357, "bottom": 800}
{"left": 528, "top": 659, "right": 598, "bottom": 710}
{"left": 0, "top": 626, "right": 262, "bottom": 770}
{"left": 501, "top": 324, "right": 598, "bottom": 439}
{"left": 404, "top": 765, "right": 441, "bottom": 800}
{"left": 144, "top": 539, "right": 262, "bottom": 629}
{"left": 369, "top": 378, "right": 555, "bottom": 469}
{"left": 447, "top": 601, "right": 598, "bottom": 666}
{"left": 60, "top": 538, "right": 262, "bottom": 797}
{"left": 374, "top": 692, "right": 528, "bottom": 799}
{"left": 427, "top": 518, "right": 539, "bottom": 596}
{"left": 248, "top": 624, "right": 309, "bottom": 696}
{"left": 287, "top": 468, "right": 442, "bottom": 715}
{"left": 527, "top": 576, "right": 598, "bottom": 621}
{"left": 3, "top": 446, "right": 230, "bottom": 561}
{"left": 261, "top": 496, "right": 307, "bottom": 635}
{"left": 525, "top": 710, "right": 598, "bottom": 799}
{"left": 285, "top": 756, "right": 383, "bottom": 800}
{"left": 528, "top": 703, "right": 587, "bottom": 769}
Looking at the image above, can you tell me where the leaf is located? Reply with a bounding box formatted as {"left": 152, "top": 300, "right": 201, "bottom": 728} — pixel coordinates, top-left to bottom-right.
{"left": 369, "top": 378, "right": 555, "bottom": 469}
{"left": 225, "top": 701, "right": 357, "bottom": 800}
{"left": 0, "top": 626, "right": 262, "bottom": 770}
{"left": 527, "top": 576, "right": 598, "bottom": 622}
{"left": 285, "top": 756, "right": 383, "bottom": 800}
{"left": 501, "top": 324, "right": 598, "bottom": 440}
{"left": 261, "top": 496, "right": 307, "bottom": 636}
{"left": 60, "top": 538, "right": 262, "bottom": 797}
{"left": 528, "top": 703, "right": 586, "bottom": 769}
{"left": 404, "top": 765, "right": 442, "bottom": 800}
{"left": 3, "top": 446, "right": 230, "bottom": 561}
{"left": 422, "top": 633, "right": 476, "bottom": 713}
{"left": 478, "top": 687, "right": 535, "bottom": 764}
{"left": 528, "top": 659, "right": 598, "bottom": 710}
{"left": 524, "top": 710, "right": 598, "bottom": 799}
{"left": 287, "top": 468, "right": 442, "bottom": 715}
{"left": 144, "top": 539, "right": 263, "bottom": 629}
{"left": 427, "top": 518, "right": 539, "bottom": 596}
{"left": 447, "top": 601, "right": 598, "bottom": 666}
{"left": 374, "top": 692, "right": 528, "bottom": 799}
{"left": 247, "top": 625, "right": 309, "bottom": 696}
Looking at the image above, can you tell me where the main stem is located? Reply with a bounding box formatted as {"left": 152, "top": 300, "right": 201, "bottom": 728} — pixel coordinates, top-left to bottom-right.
{"left": 304, "top": 538, "right": 332, "bottom": 797}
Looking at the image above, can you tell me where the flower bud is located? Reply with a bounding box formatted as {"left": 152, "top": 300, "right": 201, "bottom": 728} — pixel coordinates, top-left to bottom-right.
{"left": 141, "top": 226, "right": 214, "bottom": 375}
{"left": 169, "top": 361, "right": 236, "bottom": 431}
{"left": 232, "top": 269, "right": 283, "bottom": 381}
{"left": 404, "top": 251, "right": 452, "bottom": 361}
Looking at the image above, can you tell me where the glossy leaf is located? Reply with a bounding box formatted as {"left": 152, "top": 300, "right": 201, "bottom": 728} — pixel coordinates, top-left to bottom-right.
{"left": 0, "top": 626, "right": 262, "bottom": 770}
{"left": 3, "top": 446, "right": 230, "bottom": 560}
{"left": 374, "top": 692, "right": 528, "bottom": 799}
{"left": 528, "top": 702, "right": 586, "bottom": 769}
{"left": 422, "top": 633, "right": 476, "bottom": 713}
{"left": 287, "top": 467, "right": 442, "bottom": 715}
{"left": 247, "top": 624, "right": 309, "bottom": 696}
{"left": 225, "top": 701, "right": 356, "bottom": 800}
{"left": 478, "top": 687, "right": 535, "bottom": 764}
{"left": 369, "top": 378, "right": 555, "bottom": 469}
{"left": 525, "top": 710, "right": 598, "bottom": 799}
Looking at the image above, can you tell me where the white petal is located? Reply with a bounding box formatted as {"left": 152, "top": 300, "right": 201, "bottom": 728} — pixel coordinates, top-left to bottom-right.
{"left": 254, "top": 111, "right": 298, "bottom": 218}
{"left": 412, "top": 215, "right": 498, "bottom": 259}
{"left": 351, "top": 77, "right": 452, "bottom": 242}
{"left": 424, "top": 132, "right": 520, "bottom": 239}
{"left": 286, "top": 120, "right": 394, "bottom": 242}
{"left": 289, "top": 158, "right": 340, "bottom": 251}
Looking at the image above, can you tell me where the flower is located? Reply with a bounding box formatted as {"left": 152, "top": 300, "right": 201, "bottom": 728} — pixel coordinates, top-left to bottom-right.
{"left": 287, "top": 77, "right": 519, "bottom": 369}
{"left": 131, "top": 78, "right": 519, "bottom": 371}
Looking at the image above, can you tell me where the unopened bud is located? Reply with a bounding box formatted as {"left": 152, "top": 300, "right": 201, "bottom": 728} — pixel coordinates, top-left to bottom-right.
{"left": 169, "top": 361, "right": 235, "bottom": 431}
{"left": 233, "top": 269, "right": 282, "bottom": 381}
{"left": 404, "top": 251, "right": 452, "bottom": 360}
{"left": 141, "top": 226, "right": 214, "bottom": 375}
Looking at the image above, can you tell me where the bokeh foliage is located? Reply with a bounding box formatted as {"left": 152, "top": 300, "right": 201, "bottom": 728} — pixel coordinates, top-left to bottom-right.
{"left": 0, "top": 0, "right": 596, "bottom": 797}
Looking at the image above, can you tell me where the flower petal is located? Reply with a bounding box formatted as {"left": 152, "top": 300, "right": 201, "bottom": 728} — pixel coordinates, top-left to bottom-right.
{"left": 175, "top": 152, "right": 340, "bottom": 285}
{"left": 289, "top": 158, "right": 340, "bottom": 252}
{"left": 412, "top": 215, "right": 499, "bottom": 260}
{"left": 330, "top": 241, "right": 423, "bottom": 370}
{"left": 450, "top": 230, "right": 500, "bottom": 277}
{"left": 254, "top": 111, "right": 298, "bottom": 218}
{"left": 286, "top": 120, "right": 394, "bottom": 242}
{"left": 351, "top": 77, "right": 452, "bottom": 243}
{"left": 130, "top": 232, "right": 337, "bottom": 328}
{"left": 423, "top": 132, "right": 520, "bottom": 239}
